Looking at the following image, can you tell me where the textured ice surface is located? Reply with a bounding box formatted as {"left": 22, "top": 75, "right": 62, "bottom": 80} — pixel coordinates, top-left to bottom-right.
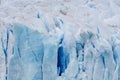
{"left": 0, "top": 0, "right": 120, "bottom": 80}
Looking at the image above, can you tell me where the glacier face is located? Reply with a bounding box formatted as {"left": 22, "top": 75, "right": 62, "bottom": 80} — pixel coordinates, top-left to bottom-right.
{"left": 1, "top": 20, "right": 120, "bottom": 80}
{"left": 0, "top": 0, "right": 120, "bottom": 80}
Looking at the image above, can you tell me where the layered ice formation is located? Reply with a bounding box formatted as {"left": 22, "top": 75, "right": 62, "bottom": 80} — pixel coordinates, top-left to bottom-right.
{"left": 0, "top": 0, "right": 120, "bottom": 80}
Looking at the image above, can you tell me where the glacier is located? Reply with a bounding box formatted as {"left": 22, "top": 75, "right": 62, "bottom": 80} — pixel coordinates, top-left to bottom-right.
{"left": 0, "top": 0, "right": 120, "bottom": 80}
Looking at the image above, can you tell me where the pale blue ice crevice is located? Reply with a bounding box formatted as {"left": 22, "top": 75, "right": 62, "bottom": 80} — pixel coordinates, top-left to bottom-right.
{"left": 110, "top": 35, "right": 120, "bottom": 80}
{"left": 0, "top": 26, "right": 13, "bottom": 80}
{"left": 1, "top": 30, "right": 9, "bottom": 80}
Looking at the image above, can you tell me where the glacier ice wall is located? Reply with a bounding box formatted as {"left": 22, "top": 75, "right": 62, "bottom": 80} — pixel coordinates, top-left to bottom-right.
{"left": 7, "top": 23, "right": 62, "bottom": 80}
{"left": 1, "top": 19, "right": 120, "bottom": 80}
{"left": 0, "top": 0, "right": 120, "bottom": 80}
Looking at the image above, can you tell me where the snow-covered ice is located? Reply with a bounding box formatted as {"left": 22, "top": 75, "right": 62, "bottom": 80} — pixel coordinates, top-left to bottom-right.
{"left": 0, "top": 0, "right": 120, "bottom": 80}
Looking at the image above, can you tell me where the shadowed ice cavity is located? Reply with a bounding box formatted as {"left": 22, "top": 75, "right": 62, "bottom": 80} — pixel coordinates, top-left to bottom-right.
{"left": 57, "top": 35, "right": 70, "bottom": 76}
{"left": 8, "top": 24, "right": 60, "bottom": 80}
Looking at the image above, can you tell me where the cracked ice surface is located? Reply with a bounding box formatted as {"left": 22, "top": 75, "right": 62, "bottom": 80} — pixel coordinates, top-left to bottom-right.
{"left": 0, "top": 0, "right": 120, "bottom": 80}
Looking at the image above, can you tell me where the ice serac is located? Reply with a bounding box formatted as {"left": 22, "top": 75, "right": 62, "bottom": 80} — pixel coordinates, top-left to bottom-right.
{"left": 8, "top": 23, "right": 59, "bottom": 80}
{"left": 8, "top": 24, "right": 44, "bottom": 80}
{"left": 57, "top": 29, "right": 119, "bottom": 80}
